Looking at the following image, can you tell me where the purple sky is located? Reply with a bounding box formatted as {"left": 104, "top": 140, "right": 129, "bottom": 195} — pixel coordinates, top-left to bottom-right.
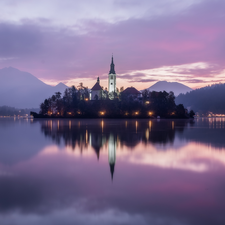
{"left": 0, "top": 0, "right": 225, "bottom": 90}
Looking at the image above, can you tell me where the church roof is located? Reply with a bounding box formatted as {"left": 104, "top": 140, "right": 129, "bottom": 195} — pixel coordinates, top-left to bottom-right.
{"left": 122, "top": 87, "right": 140, "bottom": 95}
{"left": 91, "top": 82, "right": 102, "bottom": 91}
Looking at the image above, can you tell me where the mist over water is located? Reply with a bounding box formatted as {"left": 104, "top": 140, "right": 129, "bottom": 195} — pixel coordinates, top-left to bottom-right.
{"left": 0, "top": 118, "right": 225, "bottom": 225}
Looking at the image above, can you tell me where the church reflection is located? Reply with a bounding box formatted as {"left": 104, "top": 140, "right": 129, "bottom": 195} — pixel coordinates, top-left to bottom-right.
{"left": 108, "top": 134, "right": 116, "bottom": 180}
{"left": 33, "top": 119, "right": 197, "bottom": 179}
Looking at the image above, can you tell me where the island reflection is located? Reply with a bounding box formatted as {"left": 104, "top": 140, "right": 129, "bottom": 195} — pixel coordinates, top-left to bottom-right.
{"left": 1, "top": 118, "right": 225, "bottom": 225}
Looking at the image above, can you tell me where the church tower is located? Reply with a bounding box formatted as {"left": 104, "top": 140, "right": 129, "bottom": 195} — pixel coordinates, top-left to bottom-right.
{"left": 108, "top": 56, "right": 116, "bottom": 97}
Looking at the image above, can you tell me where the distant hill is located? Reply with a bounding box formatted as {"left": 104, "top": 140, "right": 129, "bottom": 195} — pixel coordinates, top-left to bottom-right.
{"left": 146, "top": 81, "right": 192, "bottom": 96}
{"left": 0, "top": 67, "right": 68, "bottom": 108}
{"left": 176, "top": 83, "right": 225, "bottom": 113}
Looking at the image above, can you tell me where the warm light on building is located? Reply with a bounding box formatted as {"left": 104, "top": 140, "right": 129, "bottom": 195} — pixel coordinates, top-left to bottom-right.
{"left": 100, "top": 111, "right": 105, "bottom": 115}
{"left": 145, "top": 101, "right": 150, "bottom": 104}
{"left": 85, "top": 98, "right": 89, "bottom": 101}
{"left": 148, "top": 112, "right": 153, "bottom": 116}
{"left": 135, "top": 112, "right": 139, "bottom": 115}
{"left": 68, "top": 112, "right": 72, "bottom": 115}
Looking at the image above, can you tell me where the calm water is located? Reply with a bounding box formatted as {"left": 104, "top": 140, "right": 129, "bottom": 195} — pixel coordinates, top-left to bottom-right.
{"left": 0, "top": 118, "right": 225, "bottom": 225}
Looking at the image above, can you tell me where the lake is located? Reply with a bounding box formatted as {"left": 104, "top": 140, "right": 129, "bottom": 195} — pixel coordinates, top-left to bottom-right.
{"left": 0, "top": 117, "right": 225, "bottom": 225}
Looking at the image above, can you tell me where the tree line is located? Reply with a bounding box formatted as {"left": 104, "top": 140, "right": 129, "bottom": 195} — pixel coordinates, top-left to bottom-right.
{"left": 0, "top": 106, "right": 38, "bottom": 116}
{"left": 33, "top": 86, "right": 194, "bottom": 118}
{"left": 176, "top": 83, "right": 225, "bottom": 114}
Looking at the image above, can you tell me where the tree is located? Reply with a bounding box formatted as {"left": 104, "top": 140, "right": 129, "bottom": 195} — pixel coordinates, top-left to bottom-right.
{"left": 189, "top": 110, "right": 195, "bottom": 118}
{"left": 40, "top": 99, "right": 49, "bottom": 115}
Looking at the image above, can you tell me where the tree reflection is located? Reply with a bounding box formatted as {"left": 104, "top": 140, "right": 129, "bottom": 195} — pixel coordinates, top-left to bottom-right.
{"left": 35, "top": 119, "right": 192, "bottom": 155}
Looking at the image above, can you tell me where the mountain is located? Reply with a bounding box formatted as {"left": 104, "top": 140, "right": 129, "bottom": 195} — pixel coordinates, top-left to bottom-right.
{"left": 176, "top": 83, "right": 225, "bottom": 113}
{"left": 0, "top": 67, "right": 68, "bottom": 108}
{"left": 146, "top": 81, "right": 193, "bottom": 96}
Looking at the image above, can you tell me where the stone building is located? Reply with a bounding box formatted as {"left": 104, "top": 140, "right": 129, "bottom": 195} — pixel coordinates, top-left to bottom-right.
{"left": 90, "top": 77, "right": 103, "bottom": 100}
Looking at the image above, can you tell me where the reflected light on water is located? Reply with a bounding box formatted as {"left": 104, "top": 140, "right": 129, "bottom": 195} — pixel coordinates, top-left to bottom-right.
{"left": 101, "top": 120, "right": 104, "bottom": 133}
{"left": 1, "top": 118, "right": 225, "bottom": 225}
{"left": 145, "top": 128, "right": 149, "bottom": 141}
{"left": 149, "top": 120, "right": 152, "bottom": 131}
{"left": 38, "top": 138, "right": 225, "bottom": 174}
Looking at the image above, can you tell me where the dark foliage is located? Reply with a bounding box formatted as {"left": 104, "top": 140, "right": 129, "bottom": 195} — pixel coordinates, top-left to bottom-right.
{"left": 176, "top": 83, "right": 225, "bottom": 114}
{"left": 36, "top": 87, "right": 189, "bottom": 118}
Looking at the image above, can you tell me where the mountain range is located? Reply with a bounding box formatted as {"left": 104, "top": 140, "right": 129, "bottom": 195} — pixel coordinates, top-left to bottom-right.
{"left": 0, "top": 67, "right": 193, "bottom": 109}
{"left": 0, "top": 67, "right": 68, "bottom": 108}
{"left": 146, "top": 81, "right": 193, "bottom": 96}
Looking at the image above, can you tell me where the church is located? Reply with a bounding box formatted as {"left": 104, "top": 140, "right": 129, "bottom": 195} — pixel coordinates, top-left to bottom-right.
{"left": 90, "top": 56, "right": 117, "bottom": 100}
{"left": 89, "top": 56, "right": 140, "bottom": 100}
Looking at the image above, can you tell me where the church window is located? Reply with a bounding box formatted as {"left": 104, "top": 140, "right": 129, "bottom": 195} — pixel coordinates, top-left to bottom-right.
{"left": 111, "top": 75, "right": 113, "bottom": 79}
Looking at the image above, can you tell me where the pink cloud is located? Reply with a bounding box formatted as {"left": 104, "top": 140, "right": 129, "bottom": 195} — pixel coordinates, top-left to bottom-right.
{"left": 0, "top": 0, "right": 225, "bottom": 89}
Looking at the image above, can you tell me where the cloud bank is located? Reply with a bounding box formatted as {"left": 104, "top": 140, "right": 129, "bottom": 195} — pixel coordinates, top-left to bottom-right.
{"left": 0, "top": 0, "right": 225, "bottom": 89}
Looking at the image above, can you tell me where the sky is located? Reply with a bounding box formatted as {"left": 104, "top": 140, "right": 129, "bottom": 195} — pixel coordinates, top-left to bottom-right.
{"left": 0, "top": 0, "right": 225, "bottom": 90}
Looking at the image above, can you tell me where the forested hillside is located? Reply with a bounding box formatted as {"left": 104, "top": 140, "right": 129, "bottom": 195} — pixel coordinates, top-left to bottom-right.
{"left": 176, "top": 83, "right": 225, "bottom": 114}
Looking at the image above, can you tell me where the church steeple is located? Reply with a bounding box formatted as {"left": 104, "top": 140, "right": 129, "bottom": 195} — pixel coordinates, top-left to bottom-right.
{"left": 109, "top": 55, "right": 116, "bottom": 74}
{"left": 108, "top": 55, "right": 117, "bottom": 97}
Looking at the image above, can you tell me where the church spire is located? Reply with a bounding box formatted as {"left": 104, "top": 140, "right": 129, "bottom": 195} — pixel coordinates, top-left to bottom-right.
{"left": 109, "top": 55, "right": 116, "bottom": 74}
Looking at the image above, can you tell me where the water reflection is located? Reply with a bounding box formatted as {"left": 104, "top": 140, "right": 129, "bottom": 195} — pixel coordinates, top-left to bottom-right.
{"left": 0, "top": 118, "right": 225, "bottom": 225}
{"left": 37, "top": 119, "right": 188, "bottom": 151}
{"left": 37, "top": 119, "right": 189, "bottom": 178}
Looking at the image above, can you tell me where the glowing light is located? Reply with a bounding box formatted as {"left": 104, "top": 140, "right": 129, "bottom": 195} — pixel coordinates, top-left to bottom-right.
{"left": 85, "top": 98, "right": 89, "bottom": 101}
{"left": 135, "top": 112, "right": 139, "bottom": 115}
{"left": 145, "top": 101, "right": 150, "bottom": 104}
{"left": 100, "top": 111, "right": 105, "bottom": 115}
{"left": 148, "top": 111, "right": 153, "bottom": 116}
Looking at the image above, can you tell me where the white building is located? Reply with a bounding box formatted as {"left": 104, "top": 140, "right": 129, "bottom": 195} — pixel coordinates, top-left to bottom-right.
{"left": 108, "top": 56, "right": 117, "bottom": 99}
{"left": 90, "top": 77, "right": 103, "bottom": 100}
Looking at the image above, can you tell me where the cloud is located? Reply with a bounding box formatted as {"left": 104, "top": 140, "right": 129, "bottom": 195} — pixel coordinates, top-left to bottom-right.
{"left": 129, "top": 79, "right": 158, "bottom": 83}
{"left": 177, "top": 79, "right": 225, "bottom": 84}
{"left": 0, "top": 0, "right": 225, "bottom": 89}
{"left": 119, "top": 73, "right": 145, "bottom": 79}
